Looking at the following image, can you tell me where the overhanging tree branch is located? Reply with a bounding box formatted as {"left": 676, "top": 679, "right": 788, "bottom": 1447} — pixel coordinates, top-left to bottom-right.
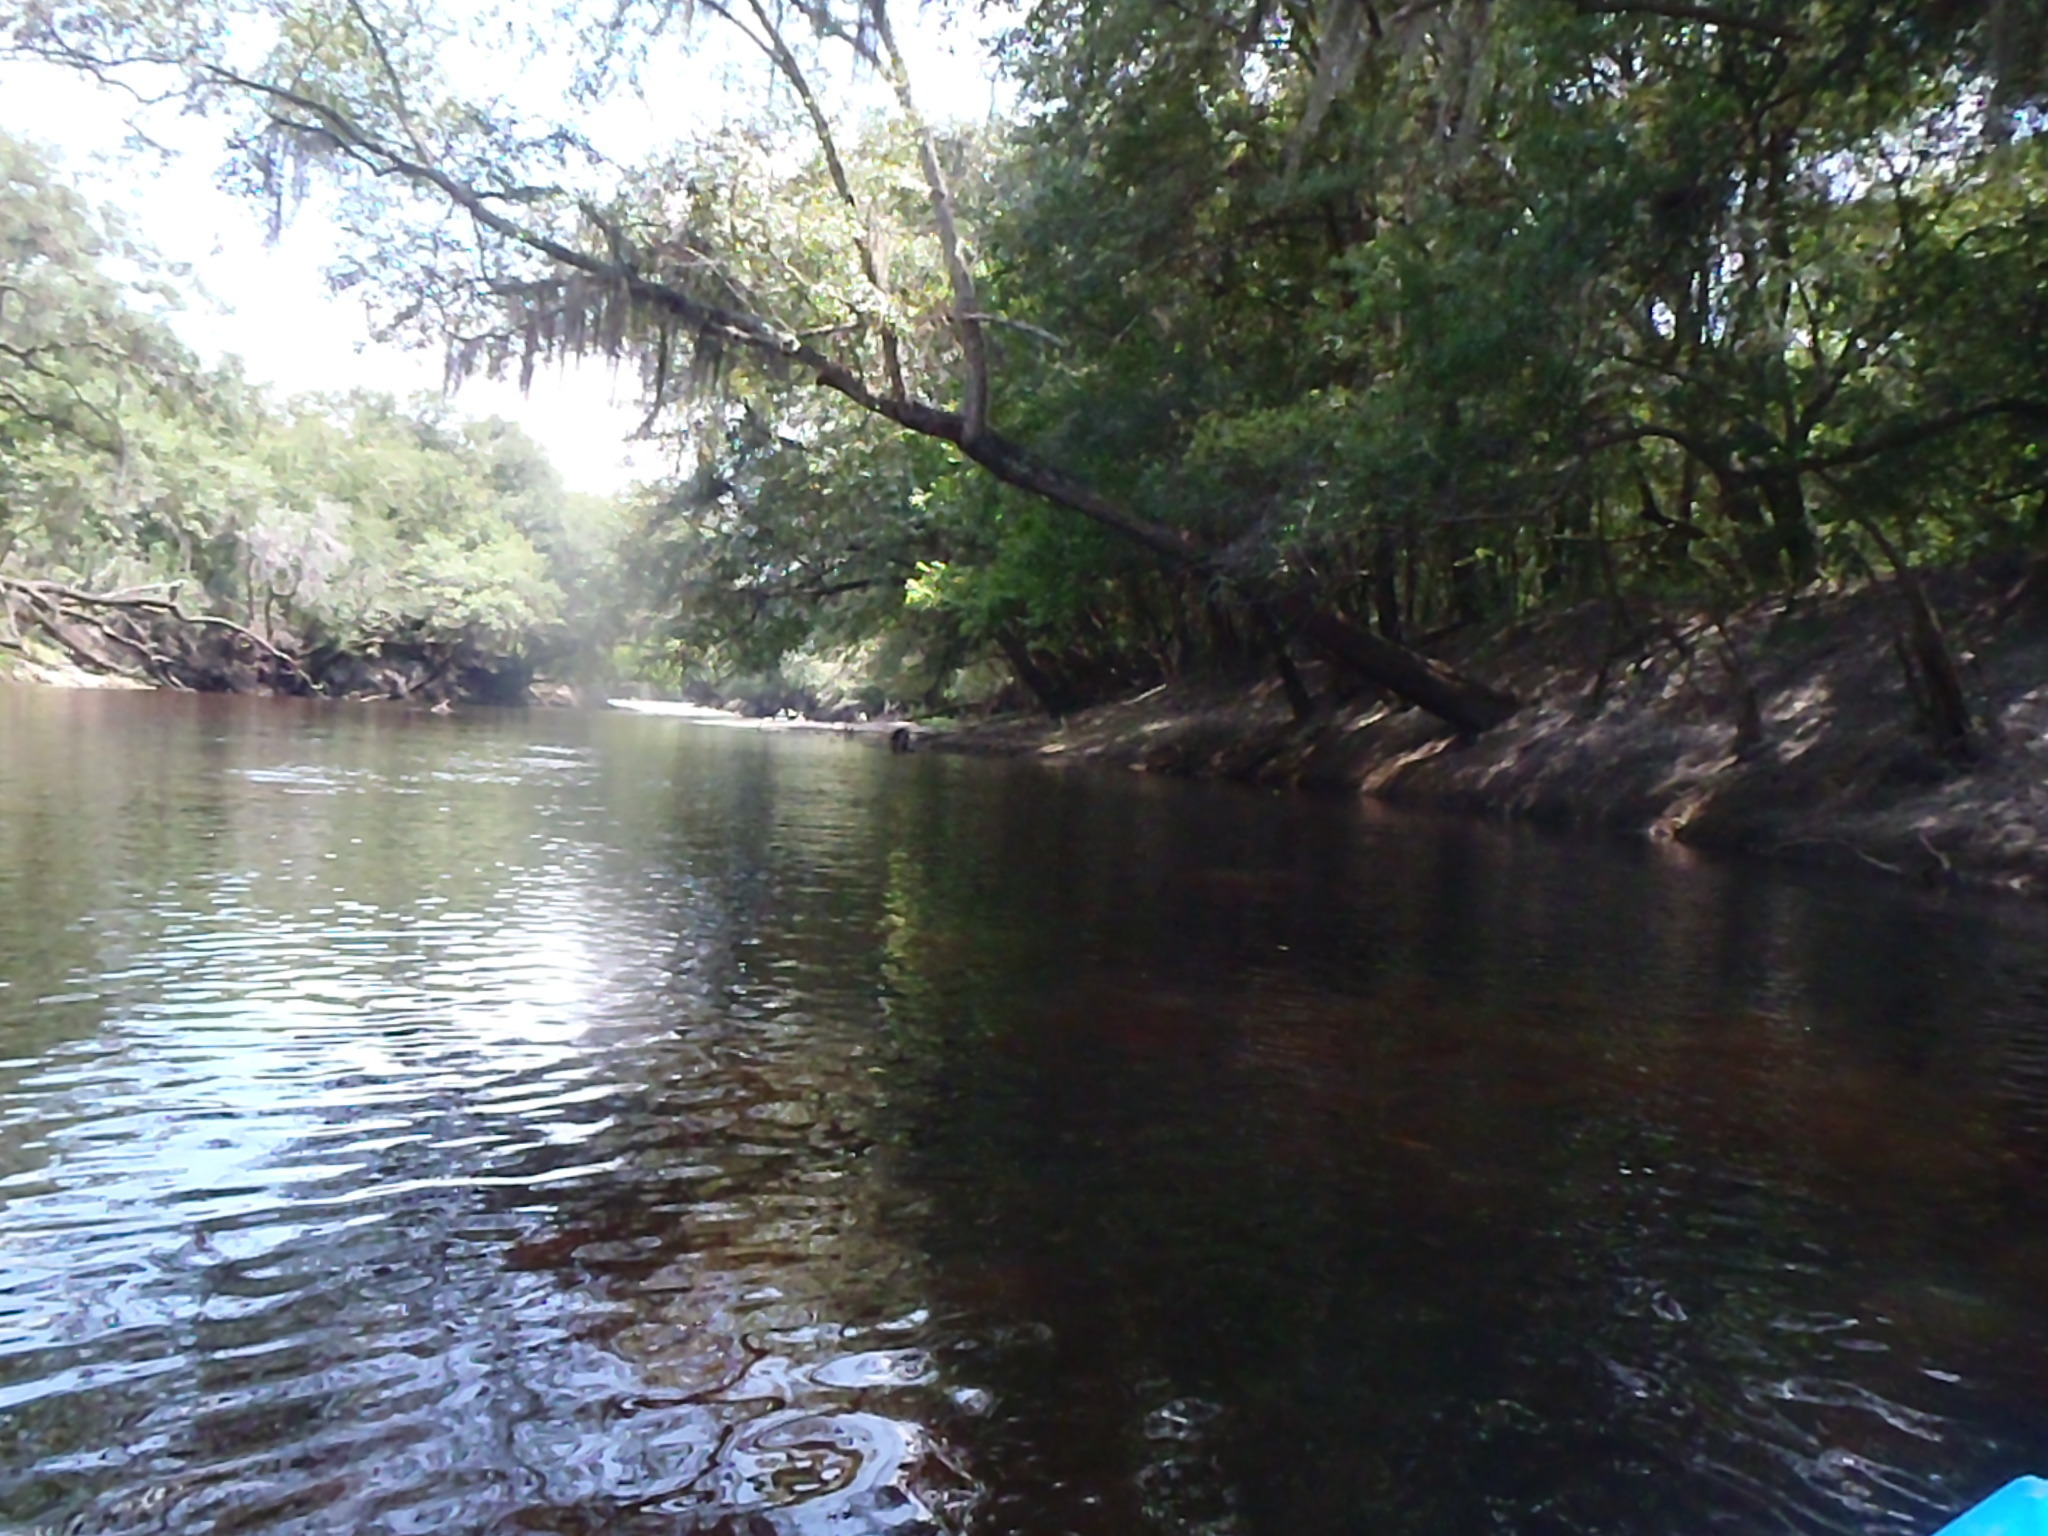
{"left": 867, "top": 0, "right": 988, "bottom": 440}
{"left": 704, "top": 0, "right": 908, "bottom": 399}
{"left": 1585, "top": 398, "right": 2048, "bottom": 481}
{"left": 193, "top": 44, "right": 1516, "bottom": 732}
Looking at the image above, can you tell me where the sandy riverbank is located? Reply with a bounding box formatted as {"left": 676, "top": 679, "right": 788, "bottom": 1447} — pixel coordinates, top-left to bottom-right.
{"left": 931, "top": 566, "right": 2048, "bottom": 899}
{"left": 0, "top": 652, "right": 153, "bottom": 690}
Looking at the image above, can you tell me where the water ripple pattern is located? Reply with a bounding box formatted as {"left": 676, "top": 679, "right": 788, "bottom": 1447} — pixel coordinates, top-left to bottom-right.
{"left": 4, "top": 688, "right": 2048, "bottom": 1536}
{"left": 0, "top": 695, "right": 972, "bottom": 1535}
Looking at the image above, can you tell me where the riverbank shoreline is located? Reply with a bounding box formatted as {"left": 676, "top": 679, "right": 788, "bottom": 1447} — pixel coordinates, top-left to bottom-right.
{"left": 0, "top": 652, "right": 154, "bottom": 690}
{"left": 607, "top": 696, "right": 927, "bottom": 742}
{"left": 15, "top": 567, "right": 2048, "bottom": 899}
{"left": 931, "top": 566, "right": 2048, "bottom": 900}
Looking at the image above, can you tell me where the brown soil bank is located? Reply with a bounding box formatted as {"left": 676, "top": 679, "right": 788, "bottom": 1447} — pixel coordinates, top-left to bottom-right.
{"left": 932, "top": 564, "right": 2048, "bottom": 899}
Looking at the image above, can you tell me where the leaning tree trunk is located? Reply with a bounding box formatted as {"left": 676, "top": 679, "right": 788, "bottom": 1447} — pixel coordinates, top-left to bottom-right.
{"left": 1854, "top": 519, "right": 1974, "bottom": 756}
{"left": 176, "top": 38, "right": 1523, "bottom": 736}
{"left": 1288, "top": 604, "right": 1518, "bottom": 735}
{"left": 950, "top": 431, "right": 1519, "bottom": 734}
{"left": 994, "top": 627, "right": 1078, "bottom": 718}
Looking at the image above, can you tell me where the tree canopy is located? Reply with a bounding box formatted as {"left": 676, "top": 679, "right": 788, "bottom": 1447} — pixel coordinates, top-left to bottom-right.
{"left": 3, "top": 0, "right": 2045, "bottom": 729}
{"left": 0, "top": 129, "right": 626, "bottom": 698}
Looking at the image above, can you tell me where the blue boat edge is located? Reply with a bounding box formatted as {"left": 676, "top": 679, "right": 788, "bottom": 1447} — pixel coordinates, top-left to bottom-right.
{"left": 1934, "top": 1478, "right": 2048, "bottom": 1536}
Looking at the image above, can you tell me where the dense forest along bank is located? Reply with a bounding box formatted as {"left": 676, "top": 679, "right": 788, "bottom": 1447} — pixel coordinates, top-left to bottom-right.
{"left": 933, "top": 563, "right": 2048, "bottom": 900}
{"left": 19, "top": 551, "right": 2048, "bottom": 903}
{"left": 3, "top": 685, "right": 2048, "bottom": 1536}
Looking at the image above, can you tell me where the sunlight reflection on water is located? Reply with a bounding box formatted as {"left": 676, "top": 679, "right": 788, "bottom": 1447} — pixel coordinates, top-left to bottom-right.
{"left": 0, "top": 693, "right": 976, "bottom": 1536}
{"left": 1, "top": 687, "right": 2047, "bottom": 1536}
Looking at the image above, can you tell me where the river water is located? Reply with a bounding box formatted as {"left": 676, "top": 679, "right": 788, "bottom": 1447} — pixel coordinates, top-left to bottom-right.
{"left": 2, "top": 686, "right": 2046, "bottom": 1536}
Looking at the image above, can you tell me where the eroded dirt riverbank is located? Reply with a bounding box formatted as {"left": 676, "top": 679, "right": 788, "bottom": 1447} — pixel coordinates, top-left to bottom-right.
{"left": 933, "top": 568, "right": 2048, "bottom": 899}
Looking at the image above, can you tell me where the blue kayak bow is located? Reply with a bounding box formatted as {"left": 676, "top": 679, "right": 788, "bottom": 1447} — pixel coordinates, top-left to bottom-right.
{"left": 1934, "top": 1478, "right": 2048, "bottom": 1536}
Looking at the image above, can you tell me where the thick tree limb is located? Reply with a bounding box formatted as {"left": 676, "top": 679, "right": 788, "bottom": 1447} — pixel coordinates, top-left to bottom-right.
{"left": 1292, "top": 605, "right": 1519, "bottom": 735}
{"left": 867, "top": 0, "right": 989, "bottom": 439}
{"left": 1586, "top": 398, "right": 2048, "bottom": 480}
{"left": 197, "top": 60, "right": 1517, "bottom": 732}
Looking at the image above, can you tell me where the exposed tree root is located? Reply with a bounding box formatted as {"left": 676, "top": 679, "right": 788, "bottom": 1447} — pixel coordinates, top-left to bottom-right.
{"left": 0, "top": 574, "right": 314, "bottom": 693}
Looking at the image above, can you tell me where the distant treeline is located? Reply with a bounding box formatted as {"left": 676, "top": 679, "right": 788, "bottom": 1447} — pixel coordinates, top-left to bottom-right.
{"left": 0, "top": 132, "right": 633, "bottom": 702}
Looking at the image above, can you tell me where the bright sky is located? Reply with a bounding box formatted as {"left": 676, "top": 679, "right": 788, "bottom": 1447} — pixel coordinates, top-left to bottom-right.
{"left": 0, "top": 8, "right": 1002, "bottom": 495}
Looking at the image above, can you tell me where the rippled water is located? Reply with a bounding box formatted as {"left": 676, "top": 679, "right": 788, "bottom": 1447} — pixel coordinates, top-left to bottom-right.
{"left": 2, "top": 687, "right": 2047, "bottom": 1536}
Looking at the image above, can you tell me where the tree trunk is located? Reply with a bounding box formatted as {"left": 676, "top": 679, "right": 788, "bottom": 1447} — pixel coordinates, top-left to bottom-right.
{"left": 1253, "top": 604, "right": 1317, "bottom": 722}
{"left": 1372, "top": 525, "right": 1403, "bottom": 642}
{"left": 1289, "top": 604, "right": 1518, "bottom": 735}
{"left": 1856, "top": 519, "right": 1973, "bottom": 755}
{"left": 995, "top": 627, "right": 1077, "bottom": 717}
{"left": 196, "top": 64, "right": 1524, "bottom": 735}
{"left": 1758, "top": 469, "right": 1817, "bottom": 587}
{"left": 952, "top": 429, "right": 1517, "bottom": 730}
{"left": 1900, "top": 579, "right": 1973, "bottom": 754}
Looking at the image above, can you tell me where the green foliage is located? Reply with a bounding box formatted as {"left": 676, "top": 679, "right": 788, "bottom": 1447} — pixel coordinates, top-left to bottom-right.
{"left": 960, "top": 0, "right": 2048, "bottom": 646}
{"left": 8, "top": 0, "right": 2048, "bottom": 716}
{"left": 618, "top": 399, "right": 973, "bottom": 698}
{"left": 0, "top": 132, "right": 197, "bottom": 568}
{"left": 564, "top": 0, "right": 2048, "bottom": 708}
{"left": 0, "top": 130, "right": 632, "bottom": 690}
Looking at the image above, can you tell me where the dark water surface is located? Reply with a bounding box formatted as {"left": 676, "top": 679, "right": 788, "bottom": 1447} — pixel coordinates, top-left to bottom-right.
{"left": 3, "top": 687, "right": 2047, "bottom": 1536}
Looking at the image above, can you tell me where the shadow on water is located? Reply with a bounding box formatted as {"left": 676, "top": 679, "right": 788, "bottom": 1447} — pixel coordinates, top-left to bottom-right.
{"left": 1, "top": 685, "right": 2046, "bottom": 1535}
